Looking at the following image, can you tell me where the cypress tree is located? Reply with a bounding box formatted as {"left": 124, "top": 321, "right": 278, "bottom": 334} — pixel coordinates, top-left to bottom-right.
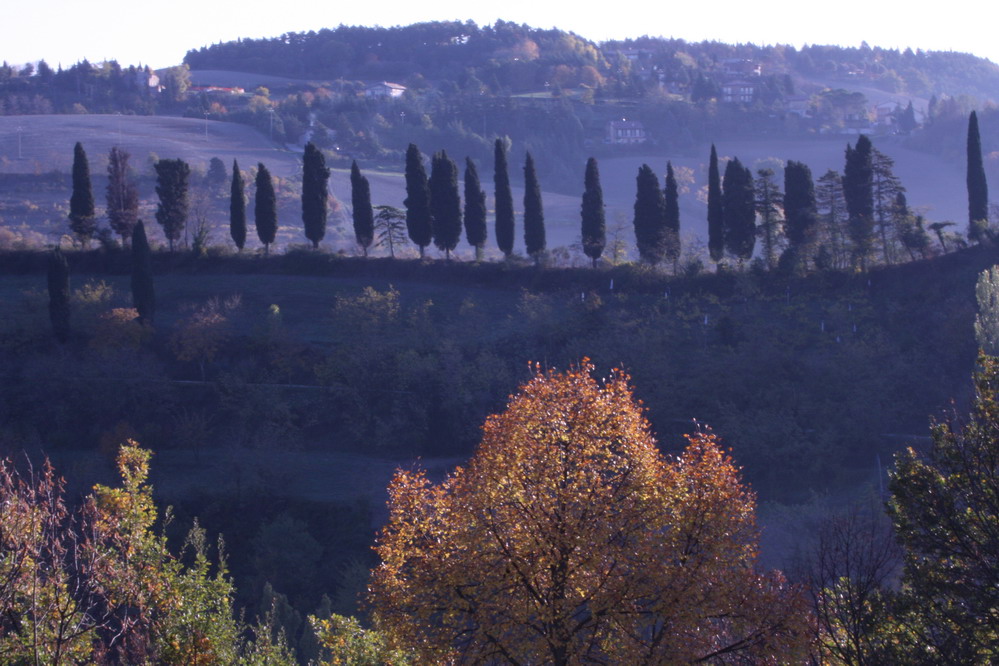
{"left": 968, "top": 110, "right": 990, "bottom": 243}
{"left": 843, "top": 135, "right": 874, "bottom": 269}
{"left": 404, "top": 143, "right": 433, "bottom": 257}
{"left": 106, "top": 147, "right": 138, "bottom": 246}
{"left": 154, "top": 158, "right": 190, "bottom": 252}
{"left": 633, "top": 163, "right": 666, "bottom": 264}
{"left": 68, "top": 142, "right": 96, "bottom": 245}
{"left": 47, "top": 248, "right": 70, "bottom": 343}
{"left": 664, "top": 161, "right": 681, "bottom": 273}
{"left": 707, "top": 145, "right": 724, "bottom": 264}
{"left": 581, "top": 157, "right": 606, "bottom": 268}
{"left": 723, "top": 157, "right": 756, "bottom": 263}
{"left": 899, "top": 101, "right": 918, "bottom": 133}
{"left": 229, "top": 160, "right": 246, "bottom": 251}
{"left": 523, "top": 152, "right": 545, "bottom": 261}
{"left": 302, "top": 142, "right": 330, "bottom": 249}
{"left": 254, "top": 162, "right": 277, "bottom": 256}
{"left": 494, "top": 138, "right": 515, "bottom": 257}
{"left": 350, "top": 161, "right": 375, "bottom": 256}
{"left": 430, "top": 150, "right": 462, "bottom": 260}
{"left": 784, "top": 161, "right": 818, "bottom": 267}
{"left": 131, "top": 221, "right": 155, "bottom": 325}
{"left": 463, "top": 157, "right": 487, "bottom": 261}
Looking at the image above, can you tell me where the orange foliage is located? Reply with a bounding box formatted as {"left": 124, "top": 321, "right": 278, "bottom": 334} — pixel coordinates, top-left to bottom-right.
{"left": 91, "top": 307, "right": 147, "bottom": 351}
{"left": 369, "top": 361, "right": 812, "bottom": 664}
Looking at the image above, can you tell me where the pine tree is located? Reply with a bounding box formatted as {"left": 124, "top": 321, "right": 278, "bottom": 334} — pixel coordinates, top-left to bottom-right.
{"left": 302, "top": 142, "right": 331, "bottom": 249}
{"left": 463, "top": 158, "right": 487, "bottom": 261}
{"left": 254, "top": 163, "right": 277, "bottom": 256}
{"left": 723, "top": 158, "right": 755, "bottom": 263}
{"left": 871, "top": 149, "right": 906, "bottom": 265}
{"left": 494, "top": 138, "right": 515, "bottom": 257}
{"left": 154, "top": 158, "right": 190, "bottom": 252}
{"left": 816, "top": 169, "right": 848, "bottom": 269}
{"left": 47, "top": 248, "right": 70, "bottom": 343}
{"left": 106, "top": 147, "right": 138, "bottom": 246}
{"left": 523, "top": 152, "right": 545, "bottom": 261}
{"left": 581, "top": 157, "right": 606, "bottom": 268}
{"left": 967, "top": 110, "right": 990, "bottom": 243}
{"left": 430, "top": 150, "right": 462, "bottom": 260}
{"left": 843, "top": 135, "right": 874, "bottom": 269}
{"left": 784, "top": 161, "right": 818, "bottom": 270}
{"left": 69, "top": 142, "right": 96, "bottom": 245}
{"left": 664, "top": 161, "right": 681, "bottom": 273}
{"left": 894, "top": 192, "right": 930, "bottom": 260}
{"left": 229, "top": 160, "right": 246, "bottom": 251}
{"left": 633, "top": 164, "right": 666, "bottom": 265}
{"left": 131, "top": 221, "right": 155, "bottom": 324}
{"left": 707, "top": 145, "right": 724, "bottom": 264}
{"left": 350, "top": 161, "right": 374, "bottom": 256}
{"left": 374, "top": 205, "right": 408, "bottom": 259}
{"left": 755, "top": 168, "right": 783, "bottom": 270}
{"left": 404, "top": 143, "right": 433, "bottom": 258}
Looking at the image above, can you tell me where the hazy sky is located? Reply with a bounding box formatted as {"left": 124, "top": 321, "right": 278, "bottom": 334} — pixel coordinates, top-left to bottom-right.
{"left": 5, "top": 0, "right": 997, "bottom": 70}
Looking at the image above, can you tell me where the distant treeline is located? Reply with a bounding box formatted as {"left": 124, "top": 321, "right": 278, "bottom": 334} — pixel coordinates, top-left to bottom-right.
{"left": 184, "top": 20, "right": 999, "bottom": 101}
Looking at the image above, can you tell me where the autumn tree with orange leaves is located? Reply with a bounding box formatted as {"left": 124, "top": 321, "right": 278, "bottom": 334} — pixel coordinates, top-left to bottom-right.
{"left": 369, "top": 361, "right": 813, "bottom": 664}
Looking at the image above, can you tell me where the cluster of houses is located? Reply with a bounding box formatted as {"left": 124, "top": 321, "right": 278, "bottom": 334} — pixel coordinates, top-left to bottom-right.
{"left": 605, "top": 53, "right": 918, "bottom": 143}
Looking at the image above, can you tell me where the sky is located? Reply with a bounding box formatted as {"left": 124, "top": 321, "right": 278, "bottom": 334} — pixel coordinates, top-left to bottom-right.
{"left": 4, "top": 0, "right": 997, "bottom": 70}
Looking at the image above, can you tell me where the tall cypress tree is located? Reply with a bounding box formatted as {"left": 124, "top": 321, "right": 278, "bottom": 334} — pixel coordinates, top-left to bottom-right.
{"left": 350, "top": 161, "right": 374, "bottom": 256}
{"left": 464, "top": 157, "right": 487, "bottom": 261}
{"left": 523, "top": 152, "right": 545, "bottom": 261}
{"left": 302, "top": 142, "right": 331, "bottom": 249}
{"left": 69, "top": 142, "right": 96, "bottom": 245}
{"left": 229, "top": 160, "right": 246, "bottom": 251}
{"left": 154, "top": 158, "right": 190, "bottom": 252}
{"left": 843, "top": 135, "right": 874, "bottom": 269}
{"left": 131, "top": 221, "right": 155, "bottom": 325}
{"left": 581, "top": 157, "right": 606, "bottom": 268}
{"left": 404, "top": 143, "right": 433, "bottom": 258}
{"left": 494, "top": 138, "right": 515, "bottom": 257}
{"left": 707, "top": 145, "right": 724, "bottom": 264}
{"left": 633, "top": 163, "right": 666, "bottom": 265}
{"left": 663, "top": 161, "right": 681, "bottom": 273}
{"left": 47, "top": 248, "right": 70, "bottom": 343}
{"left": 106, "top": 147, "right": 138, "bottom": 246}
{"left": 784, "top": 161, "right": 818, "bottom": 268}
{"left": 968, "top": 110, "right": 990, "bottom": 243}
{"left": 723, "top": 157, "right": 756, "bottom": 263}
{"left": 254, "top": 162, "right": 277, "bottom": 256}
{"left": 430, "top": 151, "right": 462, "bottom": 260}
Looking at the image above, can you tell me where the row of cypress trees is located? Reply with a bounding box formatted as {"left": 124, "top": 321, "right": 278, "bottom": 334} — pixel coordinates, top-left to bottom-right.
{"left": 348, "top": 140, "right": 547, "bottom": 262}
{"left": 67, "top": 140, "right": 332, "bottom": 257}
{"left": 228, "top": 143, "right": 332, "bottom": 256}
{"left": 68, "top": 110, "right": 987, "bottom": 270}
{"left": 632, "top": 162, "right": 682, "bottom": 269}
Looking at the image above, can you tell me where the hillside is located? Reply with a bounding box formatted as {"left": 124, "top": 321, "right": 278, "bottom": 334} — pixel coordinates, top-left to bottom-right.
{"left": 0, "top": 114, "right": 976, "bottom": 257}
